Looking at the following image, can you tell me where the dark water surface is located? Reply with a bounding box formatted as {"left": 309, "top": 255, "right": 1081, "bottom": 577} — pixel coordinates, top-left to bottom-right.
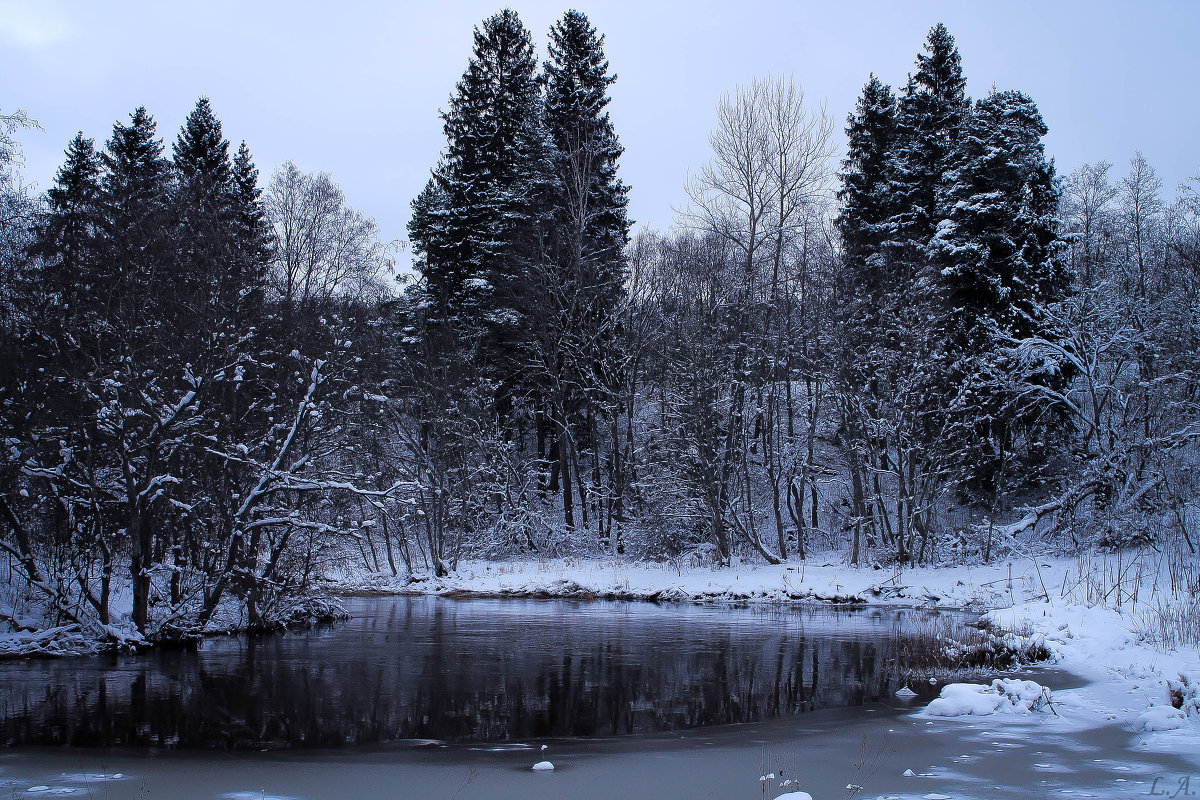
{"left": 0, "top": 597, "right": 961, "bottom": 749}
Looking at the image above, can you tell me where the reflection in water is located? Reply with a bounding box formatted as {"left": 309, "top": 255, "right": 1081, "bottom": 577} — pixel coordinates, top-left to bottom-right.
{"left": 0, "top": 598, "right": 956, "bottom": 749}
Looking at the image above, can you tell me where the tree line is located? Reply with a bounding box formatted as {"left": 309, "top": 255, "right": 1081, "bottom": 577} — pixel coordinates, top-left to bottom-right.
{"left": 1, "top": 16, "right": 1197, "bottom": 642}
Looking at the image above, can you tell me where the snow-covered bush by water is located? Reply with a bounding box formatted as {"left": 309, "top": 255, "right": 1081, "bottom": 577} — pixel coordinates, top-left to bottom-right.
{"left": 924, "top": 678, "right": 1054, "bottom": 717}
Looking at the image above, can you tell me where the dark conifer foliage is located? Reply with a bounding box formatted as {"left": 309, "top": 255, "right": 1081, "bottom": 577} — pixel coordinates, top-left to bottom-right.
{"left": 539, "top": 9, "right": 631, "bottom": 535}
{"left": 98, "top": 106, "right": 173, "bottom": 340}
{"left": 411, "top": 8, "right": 547, "bottom": 323}
{"left": 35, "top": 133, "right": 102, "bottom": 282}
{"left": 934, "top": 89, "right": 1068, "bottom": 341}
{"left": 230, "top": 141, "right": 274, "bottom": 303}
{"left": 837, "top": 74, "right": 896, "bottom": 295}
{"left": 543, "top": 9, "right": 630, "bottom": 275}
{"left": 932, "top": 89, "right": 1071, "bottom": 511}
{"left": 887, "top": 23, "right": 969, "bottom": 273}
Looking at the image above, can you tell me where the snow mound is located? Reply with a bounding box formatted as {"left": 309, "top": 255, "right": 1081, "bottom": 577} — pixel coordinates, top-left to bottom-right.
{"left": 895, "top": 686, "right": 918, "bottom": 698}
{"left": 532, "top": 761, "right": 554, "bottom": 771}
{"left": 773, "top": 793, "right": 812, "bottom": 800}
{"left": 925, "top": 678, "right": 1053, "bottom": 717}
{"left": 0, "top": 625, "right": 95, "bottom": 659}
{"left": 1136, "top": 706, "right": 1188, "bottom": 732}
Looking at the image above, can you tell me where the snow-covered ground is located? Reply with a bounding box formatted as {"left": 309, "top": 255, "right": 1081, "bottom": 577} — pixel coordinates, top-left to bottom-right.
{"left": 325, "top": 554, "right": 1066, "bottom": 608}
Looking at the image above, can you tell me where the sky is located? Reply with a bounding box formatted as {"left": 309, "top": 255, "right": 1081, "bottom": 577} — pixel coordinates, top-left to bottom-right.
{"left": 3, "top": 0, "right": 1197, "bottom": 265}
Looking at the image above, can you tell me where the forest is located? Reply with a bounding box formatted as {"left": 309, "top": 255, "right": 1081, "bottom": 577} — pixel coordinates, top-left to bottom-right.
{"left": 1, "top": 13, "right": 1198, "bottom": 642}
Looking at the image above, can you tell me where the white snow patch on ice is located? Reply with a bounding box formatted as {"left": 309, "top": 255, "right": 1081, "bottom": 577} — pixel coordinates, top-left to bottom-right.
{"left": 924, "top": 678, "right": 1054, "bottom": 718}
{"left": 1136, "top": 706, "right": 1187, "bottom": 732}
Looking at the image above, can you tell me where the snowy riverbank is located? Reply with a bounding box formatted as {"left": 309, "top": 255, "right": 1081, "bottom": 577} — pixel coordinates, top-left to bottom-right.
{"left": 325, "top": 554, "right": 1200, "bottom": 757}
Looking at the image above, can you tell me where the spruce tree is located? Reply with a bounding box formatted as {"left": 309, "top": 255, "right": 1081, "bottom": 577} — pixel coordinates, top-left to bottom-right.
{"left": 541, "top": 10, "right": 631, "bottom": 533}
{"left": 932, "top": 89, "right": 1070, "bottom": 509}
{"left": 99, "top": 106, "right": 172, "bottom": 340}
{"left": 97, "top": 106, "right": 175, "bottom": 633}
{"left": 172, "top": 97, "right": 236, "bottom": 323}
{"left": 34, "top": 133, "right": 103, "bottom": 319}
{"left": 887, "top": 23, "right": 969, "bottom": 274}
{"left": 231, "top": 140, "right": 274, "bottom": 304}
{"left": 934, "top": 89, "right": 1068, "bottom": 342}
{"left": 543, "top": 10, "right": 629, "bottom": 280}
{"left": 836, "top": 74, "right": 898, "bottom": 322}
{"left": 412, "top": 9, "right": 548, "bottom": 322}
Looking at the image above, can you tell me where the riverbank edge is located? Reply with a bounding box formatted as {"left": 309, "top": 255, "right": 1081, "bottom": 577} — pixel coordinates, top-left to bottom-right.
{"left": 320, "top": 555, "right": 1200, "bottom": 748}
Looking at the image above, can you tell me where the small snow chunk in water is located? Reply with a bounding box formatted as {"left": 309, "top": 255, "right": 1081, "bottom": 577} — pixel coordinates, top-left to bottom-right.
{"left": 532, "top": 761, "right": 554, "bottom": 771}
{"left": 773, "top": 793, "right": 812, "bottom": 800}
{"left": 895, "top": 686, "right": 918, "bottom": 698}
{"left": 903, "top": 769, "right": 916, "bottom": 777}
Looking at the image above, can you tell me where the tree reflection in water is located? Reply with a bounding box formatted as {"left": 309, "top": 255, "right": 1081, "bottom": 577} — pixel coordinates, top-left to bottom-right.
{"left": 0, "top": 597, "right": 958, "bottom": 749}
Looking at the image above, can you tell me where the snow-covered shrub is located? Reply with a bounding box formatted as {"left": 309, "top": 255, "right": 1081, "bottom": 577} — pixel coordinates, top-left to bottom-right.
{"left": 1168, "top": 673, "right": 1200, "bottom": 717}
{"left": 925, "top": 678, "right": 1054, "bottom": 717}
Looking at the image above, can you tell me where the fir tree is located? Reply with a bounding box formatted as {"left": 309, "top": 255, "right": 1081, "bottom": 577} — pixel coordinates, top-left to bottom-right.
{"left": 934, "top": 89, "right": 1068, "bottom": 343}
{"left": 539, "top": 9, "right": 631, "bottom": 534}
{"left": 932, "top": 89, "right": 1070, "bottom": 510}
{"left": 543, "top": 9, "right": 630, "bottom": 278}
{"left": 34, "top": 132, "right": 103, "bottom": 310}
{"left": 231, "top": 140, "right": 274, "bottom": 302}
{"left": 173, "top": 97, "right": 231, "bottom": 201}
{"left": 172, "top": 97, "right": 237, "bottom": 320}
{"left": 887, "top": 23, "right": 969, "bottom": 270}
{"left": 413, "top": 9, "right": 548, "bottom": 321}
{"left": 836, "top": 74, "right": 898, "bottom": 319}
{"left": 99, "top": 105, "right": 172, "bottom": 337}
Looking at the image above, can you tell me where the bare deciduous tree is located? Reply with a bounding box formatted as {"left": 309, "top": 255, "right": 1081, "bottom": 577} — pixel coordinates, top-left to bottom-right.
{"left": 265, "top": 161, "right": 393, "bottom": 309}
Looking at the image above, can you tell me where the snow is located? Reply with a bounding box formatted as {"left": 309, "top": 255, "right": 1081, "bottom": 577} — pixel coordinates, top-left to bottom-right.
{"left": 0, "top": 625, "right": 94, "bottom": 658}
{"left": 1135, "top": 705, "right": 1188, "bottom": 731}
{"left": 532, "top": 761, "right": 554, "bottom": 771}
{"left": 326, "top": 556, "right": 1067, "bottom": 610}
{"left": 772, "top": 793, "right": 812, "bottom": 800}
{"left": 923, "top": 678, "right": 1053, "bottom": 717}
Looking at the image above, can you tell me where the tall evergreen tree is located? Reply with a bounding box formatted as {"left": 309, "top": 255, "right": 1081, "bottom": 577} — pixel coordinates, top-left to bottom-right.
{"left": 31, "top": 132, "right": 106, "bottom": 358}
{"left": 831, "top": 25, "right": 971, "bottom": 564}
{"left": 887, "top": 22, "right": 968, "bottom": 264}
{"left": 230, "top": 140, "right": 274, "bottom": 305}
{"left": 837, "top": 74, "right": 897, "bottom": 298}
{"left": 543, "top": 10, "right": 629, "bottom": 281}
{"left": 539, "top": 10, "right": 631, "bottom": 535}
{"left": 411, "top": 9, "right": 548, "bottom": 325}
{"left": 36, "top": 133, "right": 103, "bottom": 284}
{"left": 99, "top": 106, "right": 173, "bottom": 342}
{"left": 172, "top": 97, "right": 236, "bottom": 323}
{"left": 931, "top": 89, "right": 1070, "bottom": 512}
{"left": 832, "top": 75, "right": 899, "bottom": 563}
{"left": 91, "top": 106, "right": 177, "bottom": 633}
{"left": 933, "top": 90, "right": 1068, "bottom": 343}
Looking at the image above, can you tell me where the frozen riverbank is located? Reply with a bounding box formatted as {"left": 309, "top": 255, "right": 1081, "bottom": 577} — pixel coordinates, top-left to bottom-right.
{"left": 324, "top": 555, "right": 1200, "bottom": 760}
{"left": 325, "top": 555, "right": 1066, "bottom": 609}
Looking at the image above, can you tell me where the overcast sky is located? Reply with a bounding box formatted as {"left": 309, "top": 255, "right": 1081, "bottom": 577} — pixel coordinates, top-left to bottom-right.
{"left": 3, "top": 0, "right": 1197, "bottom": 262}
